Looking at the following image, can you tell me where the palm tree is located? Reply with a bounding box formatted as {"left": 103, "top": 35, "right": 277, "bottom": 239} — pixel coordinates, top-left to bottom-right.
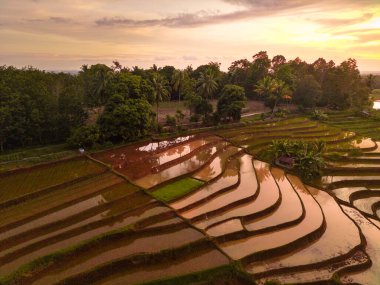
{"left": 255, "top": 76, "right": 291, "bottom": 116}
{"left": 150, "top": 64, "right": 159, "bottom": 72}
{"left": 151, "top": 74, "right": 170, "bottom": 125}
{"left": 272, "top": 79, "right": 291, "bottom": 115}
{"left": 92, "top": 65, "right": 113, "bottom": 106}
{"left": 254, "top": 76, "right": 276, "bottom": 98}
{"left": 172, "top": 69, "right": 187, "bottom": 102}
{"left": 197, "top": 68, "right": 218, "bottom": 99}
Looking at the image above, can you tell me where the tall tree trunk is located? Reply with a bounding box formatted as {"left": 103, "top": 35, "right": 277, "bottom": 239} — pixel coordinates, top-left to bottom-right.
{"left": 156, "top": 100, "right": 159, "bottom": 126}
{"left": 271, "top": 100, "right": 278, "bottom": 117}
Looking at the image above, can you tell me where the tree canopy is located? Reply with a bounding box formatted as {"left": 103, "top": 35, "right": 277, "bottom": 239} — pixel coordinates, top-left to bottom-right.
{"left": 217, "top": 85, "right": 246, "bottom": 121}
{"left": 98, "top": 95, "right": 153, "bottom": 142}
{"left": 0, "top": 52, "right": 372, "bottom": 152}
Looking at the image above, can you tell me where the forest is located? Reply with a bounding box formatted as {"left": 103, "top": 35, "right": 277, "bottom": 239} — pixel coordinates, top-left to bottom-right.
{"left": 0, "top": 51, "right": 376, "bottom": 152}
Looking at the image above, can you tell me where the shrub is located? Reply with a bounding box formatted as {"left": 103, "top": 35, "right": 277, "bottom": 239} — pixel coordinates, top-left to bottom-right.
{"left": 310, "top": 109, "right": 328, "bottom": 121}
{"left": 175, "top": 110, "right": 185, "bottom": 125}
{"left": 202, "top": 113, "right": 217, "bottom": 126}
{"left": 185, "top": 93, "right": 213, "bottom": 116}
{"left": 165, "top": 115, "right": 176, "bottom": 127}
{"left": 217, "top": 85, "right": 246, "bottom": 122}
{"left": 297, "top": 105, "right": 306, "bottom": 113}
{"left": 67, "top": 125, "right": 100, "bottom": 148}
{"left": 260, "top": 113, "right": 267, "bottom": 120}
{"left": 274, "top": 108, "right": 289, "bottom": 118}
{"left": 267, "top": 139, "right": 326, "bottom": 180}
{"left": 190, "top": 114, "right": 200, "bottom": 123}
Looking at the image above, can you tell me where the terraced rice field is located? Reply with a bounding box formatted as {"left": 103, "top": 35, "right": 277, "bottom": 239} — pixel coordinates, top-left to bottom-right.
{"left": 1, "top": 115, "right": 380, "bottom": 285}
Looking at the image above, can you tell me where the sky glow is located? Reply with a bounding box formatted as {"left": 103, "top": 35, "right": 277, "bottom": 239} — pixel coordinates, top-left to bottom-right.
{"left": 0, "top": 0, "right": 379, "bottom": 71}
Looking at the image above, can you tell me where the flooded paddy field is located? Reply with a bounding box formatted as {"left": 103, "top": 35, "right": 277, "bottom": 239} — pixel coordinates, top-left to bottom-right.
{"left": 1, "top": 115, "right": 380, "bottom": 285}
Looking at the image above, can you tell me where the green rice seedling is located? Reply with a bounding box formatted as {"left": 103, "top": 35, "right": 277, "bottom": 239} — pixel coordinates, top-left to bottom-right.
{"left": 151, "top": 178, "right": 204, "bottom": 202}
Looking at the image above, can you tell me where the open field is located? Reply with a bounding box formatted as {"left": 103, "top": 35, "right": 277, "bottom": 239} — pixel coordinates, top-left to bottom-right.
{"left": 1, "top": 114, "right": 380, "bottom": 285}
{"left": 87, "top": 100, "right": 274, "bottom": 125}
{"left": 371, "top": 89, "right": 380, "bottom": 100}
{"left": 154, "top": 100, "right": 273, "bottom": 123}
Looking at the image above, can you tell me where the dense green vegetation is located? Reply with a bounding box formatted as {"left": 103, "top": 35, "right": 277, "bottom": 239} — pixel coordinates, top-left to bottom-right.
{"left": 255, "top": 76, "right": 291, "bottom": 115}
{"left": 217, "top": 85, "right": 247, "bottom": 121}
{"left": 151, "top": 178, "right": 204, "bottom": 202}
{"left": 265, "top": 140, "right": 326, "bottom": 180}
{"left": 364, "top": 74, "right": 380, "bottom": 90}
{"left": 0, "top": 53, "right": 373, "bottom": 152}
{"left": 0, "top": 67, "right": 87, "bottom": 152}
{"left": 98, "top": 95, "right": 153, "bottom": 143}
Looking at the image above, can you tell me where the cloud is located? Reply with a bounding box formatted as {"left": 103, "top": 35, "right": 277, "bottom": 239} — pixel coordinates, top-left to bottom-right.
{"left": 95, "top": 0, "right": 378, "bottom": 29}
{"left": 223, "top": 0, "right": 311, "bottom": 9}
{"left": 311, "top": 13, "right": 380, "bottom": 47}
{"left": 223, "top": 0, "right": 376, "bottom": 9}
{"left": 311, "top": 13, "right": 374, "bottom": 28}
{"left": 183, "top": 55, "right": 198, "bottom": 61}
{"left": 94, "top": 0, "right": 338, "bottom": 29}
{"left": 329, "top": 28, "right": 380, "bottom": 46}
{"left": 96, "top": 10, "right": 223, "bottom": 28}
{"left": 154, "top": 56, "right": 174, "bottom": 61}
{"left": 350, "top": 31, "right": 380, "bottom": 43}
{"left": 96, "top": 8, "right": 280, "bottom": 28}
{"left": 49, "top": 17, "right": 71, "bottom": 23}
{"left": 26, "top": 17, "right": 72, "bottom": 24}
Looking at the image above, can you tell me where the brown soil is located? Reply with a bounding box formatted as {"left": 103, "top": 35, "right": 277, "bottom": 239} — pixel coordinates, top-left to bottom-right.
{"left": 93, "top": 248, "right": 229, "bottom": 285}
{"left": 92, "top": 135, "right": 218, "bottom": 180}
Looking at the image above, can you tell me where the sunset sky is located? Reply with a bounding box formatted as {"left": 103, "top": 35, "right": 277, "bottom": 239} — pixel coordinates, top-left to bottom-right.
{"left": 0, "top": 0, "right": 379, "bottom": 72}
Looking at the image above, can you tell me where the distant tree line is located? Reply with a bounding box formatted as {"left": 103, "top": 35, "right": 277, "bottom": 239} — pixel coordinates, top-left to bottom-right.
{"left": 0, "top": 67, "right": 86, "bottom": 152}
{"left": 0, "top": 52, "right": 372, "bottom": 151}
{"left": 364, "top": 74, "right": 380, "bottom": 90}
{"left": 229, "top": 52, "right": 370, "bottom": 110}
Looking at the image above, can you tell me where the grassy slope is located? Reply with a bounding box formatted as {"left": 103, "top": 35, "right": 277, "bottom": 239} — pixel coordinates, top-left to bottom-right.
{"left": 0, "top": 158, "right": 104, "bottom": 202}
{"left": 324, "top": 110, "right": 380, "bottom": 141}
{"left": 151, "top": 178, "right": 204, "bottom": 202}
